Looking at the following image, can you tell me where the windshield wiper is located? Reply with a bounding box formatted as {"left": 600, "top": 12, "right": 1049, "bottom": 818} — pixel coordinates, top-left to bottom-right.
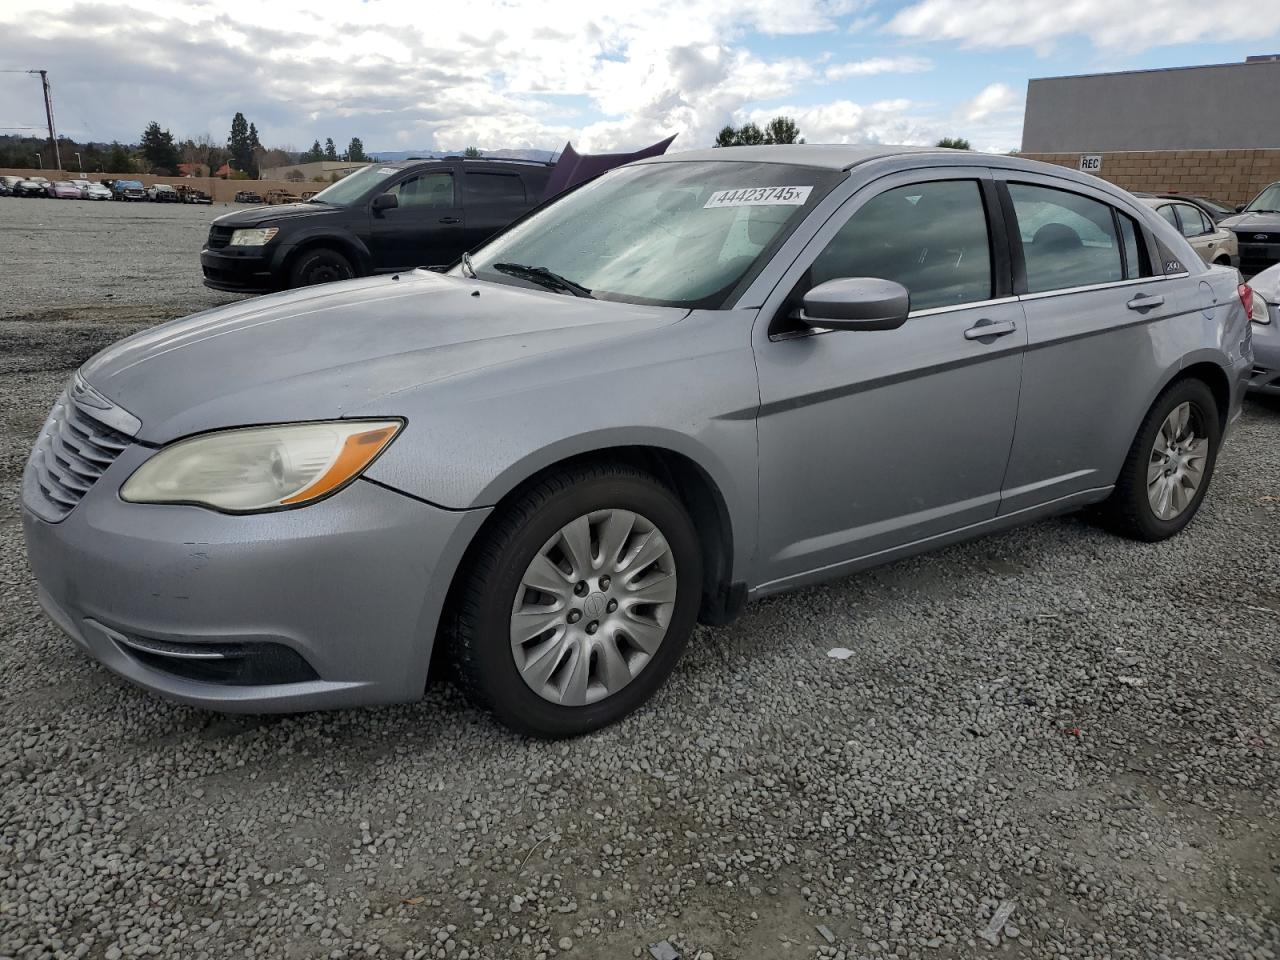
{"left": 492, "top": 262, "right": 593, "bottom": 298}
{"left": 460, "top": 251, "right": 477, "bottom": 278}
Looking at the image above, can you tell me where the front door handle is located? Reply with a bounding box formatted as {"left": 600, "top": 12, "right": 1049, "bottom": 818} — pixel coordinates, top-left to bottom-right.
{"left": 438, "top": 216, "right": 461, "bottom": 225}
{"left": 1126, "top": 293, "right": 1165, "bottom": 311}
{"left": 963, "top": 319, "right": 1018, "bottom": 340}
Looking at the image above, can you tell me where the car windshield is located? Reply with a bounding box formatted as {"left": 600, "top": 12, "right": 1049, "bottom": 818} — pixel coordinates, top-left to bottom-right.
{"left": 1245, "top": 183, "right": 1280, "bottom": 213}
{"left": 308, "top": 164, "right": 397, "bottom": 206}
{"left": 460, "top": 161, "right": 841, "bottom": 309}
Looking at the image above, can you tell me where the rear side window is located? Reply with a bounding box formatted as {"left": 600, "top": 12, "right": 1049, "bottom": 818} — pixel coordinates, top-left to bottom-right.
{"left": 464, "top": 172, "right": 525, "bottom": 206}
{"left": 810, "top": 180, "right": 992, "bottom": 311}
{"left": 1009, "top": 183, "right": 1123, "bottom": 293}
{"left": 1156, "top": 204, "right": 1179, "bottom": 230}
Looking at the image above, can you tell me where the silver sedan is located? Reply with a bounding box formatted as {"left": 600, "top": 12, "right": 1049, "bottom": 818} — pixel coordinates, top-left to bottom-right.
{"left": 22, "top": 145, "right": 1253, "bottom": 737}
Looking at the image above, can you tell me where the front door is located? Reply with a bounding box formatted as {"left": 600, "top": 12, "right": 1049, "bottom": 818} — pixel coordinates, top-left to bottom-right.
{"left": 368, "top": 169, "right": 463, "bottom": 270}
{"left": 753, "top": 170, "right": 1026, "bottom": 591}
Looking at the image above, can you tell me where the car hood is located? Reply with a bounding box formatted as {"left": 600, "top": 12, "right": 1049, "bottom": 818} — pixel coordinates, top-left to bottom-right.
{"left": 1220, "top": 211, "right": 1280, "bottom": 231}
{"left": 213, "top": 202, "right": 338, "bottom": 227}
{"left": 79, "top": 271, "right": 687, "bottom": 443}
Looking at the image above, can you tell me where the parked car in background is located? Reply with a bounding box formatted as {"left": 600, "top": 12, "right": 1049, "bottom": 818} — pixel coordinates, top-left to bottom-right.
{"left": 69, "top": 178, "right": 94, "bottom": 198}
{"left": 176, "top": 185, "right": 212, "bottom": 204}
{"left": 1246, "top": 262, "right": 1280, "bottom": 396}
{"left": 1220, "top": 182, "right": 1280, "bottom": 275}
{"left": 46, "top": 180, "right": 84, "bottom": 200}
{"left": 147, "top": 183, "right": 180, "bottom": 202}
{"left": 32, "top": 146, "right": 1252, "bottom": 736}
{"left": 84, "top": 182, "right": 112, "bottom": 201}
{"left": 110, "top": 179, "right": 147, "bottom": 201}
{"left": 203, "top": 157, "right": 554, "bottom": 291}
{"left": 234, "top": 190, "right": 263, "bottom": 204}
{"left": 13, "top": 177, "right": 50, "bottom": 197}
{"left": 1156, "top": 194, "right": 1235, "bottom": 223}
{"left": 1139, "top": 197, "right": 1238, "bottom": 267}
{"left": 0, "top": 175, "right": 25, "bottom": 196}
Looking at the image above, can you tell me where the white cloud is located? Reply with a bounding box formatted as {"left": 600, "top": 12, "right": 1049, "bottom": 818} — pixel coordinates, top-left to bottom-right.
{"left": 887, "top": 0, "right": 1272, "bottom": 51}
{"left": 960, "top": 82, "right": 1020, "bottom": 122}
{"left": 825, "top": 56, "right": 933, "bottom": 80}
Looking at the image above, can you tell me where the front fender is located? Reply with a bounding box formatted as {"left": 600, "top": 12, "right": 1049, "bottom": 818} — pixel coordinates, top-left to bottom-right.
{"left": 270, "top": 229, "right": 374, "bottom": 275}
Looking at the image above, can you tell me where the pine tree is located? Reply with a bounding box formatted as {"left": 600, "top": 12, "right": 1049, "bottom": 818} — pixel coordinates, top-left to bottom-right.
{"left": 140, "top": 121, "right": 180, "bottom": 173}
{"left": 347, "top": 137, "right": 367, "bottom": 162}
{"left": 324, "top": 138, "right": 338, "bottom": 161}
{"left": 228, "top": 112, "right": 252, "bottom": 171}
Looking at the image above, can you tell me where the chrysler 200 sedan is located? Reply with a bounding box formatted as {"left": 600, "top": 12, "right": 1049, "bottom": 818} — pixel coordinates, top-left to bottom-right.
{"left": 23, "top": 145, "right": 1254, "bottom": 738}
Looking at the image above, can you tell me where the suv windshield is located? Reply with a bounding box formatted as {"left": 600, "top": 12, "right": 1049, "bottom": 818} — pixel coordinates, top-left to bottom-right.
{"left": 1245, "top": 183, "right": 1280, "bottom": 213}
{"left": 309, "top": 164, "right": 398, "bottom": 206}
{"left": 461, "top": 161, "right": 840, "bottom": 308}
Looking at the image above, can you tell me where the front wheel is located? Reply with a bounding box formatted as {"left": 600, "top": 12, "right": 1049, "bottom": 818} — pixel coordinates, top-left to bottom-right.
{"left": 287, "top": 247, "right": 355, "bottom": 288}
{"left": 447, "top": 463, "right": 703, "bottom": 738}
{"left": 1100, "top": 378, "right": 1221, "bottom": 541}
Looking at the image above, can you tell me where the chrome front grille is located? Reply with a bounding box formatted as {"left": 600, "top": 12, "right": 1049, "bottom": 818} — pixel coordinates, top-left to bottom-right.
{"left": 25, "top": 392, "right": 132, "bottom": 521}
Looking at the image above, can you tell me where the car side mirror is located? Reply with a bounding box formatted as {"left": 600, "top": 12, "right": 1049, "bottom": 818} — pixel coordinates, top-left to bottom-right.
{"left": 1235, "top": 203, "right": 1246, "bottom": 213}
{"left": 371, "top": 193, "right": 398, "bottom": 214}
{"left": 801, "top": 278, "right": 910, "bottom": 331}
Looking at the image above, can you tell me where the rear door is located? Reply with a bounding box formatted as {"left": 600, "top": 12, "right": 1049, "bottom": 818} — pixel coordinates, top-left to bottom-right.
{"left": 459, "top": 168, "right": 532, "bottom": 250}
{"left": 367, "top": 168, "right": 463, "bottom": 270}
{"left": 994, "top": 172, "right": 1198, "bottom": 513}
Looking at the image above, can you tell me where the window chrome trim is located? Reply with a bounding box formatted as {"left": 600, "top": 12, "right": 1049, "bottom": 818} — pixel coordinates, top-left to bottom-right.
{"left": 909, "top": 296, "right": 1019, "bottom": 318}
{"left": 1019, "top": 273, "right": 1188, "bottom": 302}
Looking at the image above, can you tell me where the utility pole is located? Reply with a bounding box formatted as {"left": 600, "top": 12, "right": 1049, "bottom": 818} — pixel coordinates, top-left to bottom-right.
{"left": 31, "top": 69, "right": 62, "bottom": 171}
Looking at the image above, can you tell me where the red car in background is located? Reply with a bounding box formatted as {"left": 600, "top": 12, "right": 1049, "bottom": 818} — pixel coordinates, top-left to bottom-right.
{"left": 45, "top": 181, "right": 83, "bottom": 199}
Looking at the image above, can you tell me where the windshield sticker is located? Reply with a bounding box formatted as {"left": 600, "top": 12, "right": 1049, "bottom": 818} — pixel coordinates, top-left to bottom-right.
{"left": 377, "top": 167, "right": 398, "bottom": 174}
{"left": 704, "top": 185, "right": 813, "bottom": 209}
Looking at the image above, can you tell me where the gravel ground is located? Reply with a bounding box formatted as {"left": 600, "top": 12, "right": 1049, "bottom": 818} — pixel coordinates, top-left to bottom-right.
{"left": 1, "top": 196, "right": 1278, "bottom": 960}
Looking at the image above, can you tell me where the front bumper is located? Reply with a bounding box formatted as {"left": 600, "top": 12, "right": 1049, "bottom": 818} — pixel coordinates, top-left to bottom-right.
{"left": 22, "top": 448, "right": 489, "bottom": 712}
{"left": 1249, "top": 308, "right": 1280, "bottom": 396}
{"left": 201, "top": 246, "right": 278, "bottom": 292}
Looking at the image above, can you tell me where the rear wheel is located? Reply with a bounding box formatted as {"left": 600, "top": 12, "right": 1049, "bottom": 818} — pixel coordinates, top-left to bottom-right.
{"left": 1100, "top": 378, "right": 1220, "bottom": 541}
{"left": 287, "top": 247, "right": 355, "bottom": 288}
{"left": 447, "top": 462, "right": 702, "bottom": 738}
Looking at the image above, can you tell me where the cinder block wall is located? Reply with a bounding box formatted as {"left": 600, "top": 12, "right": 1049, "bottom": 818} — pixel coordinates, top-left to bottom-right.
{"left": 1020, "top": 150, "right": 1280, "bottom": 205}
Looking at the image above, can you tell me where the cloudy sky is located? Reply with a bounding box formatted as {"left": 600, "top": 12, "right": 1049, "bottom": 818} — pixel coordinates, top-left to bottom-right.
{"left": 1, "top": 0, "right": 1277, "bottom": 156}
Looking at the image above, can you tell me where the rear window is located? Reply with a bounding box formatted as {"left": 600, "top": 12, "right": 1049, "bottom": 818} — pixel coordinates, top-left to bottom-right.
{"left": 464, "top": 172, "right": 525, "bottom": 206}
{"left": 1008, "top": 183, "right": 1124, "bottom": 293}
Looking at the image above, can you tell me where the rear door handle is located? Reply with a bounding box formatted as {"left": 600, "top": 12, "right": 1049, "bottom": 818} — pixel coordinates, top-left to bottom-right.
{"left": 1126, "top": 293, "right": 1165, "bottom": 311}
{"left": 438, "top": 216, "right": 461, "bottom": 224}
{"left": 963, "top": 319, "right": 1018, "bottom": 340}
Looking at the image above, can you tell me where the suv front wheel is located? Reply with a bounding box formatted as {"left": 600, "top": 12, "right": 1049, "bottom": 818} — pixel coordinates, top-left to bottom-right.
{"left": 288, "top": 247, "right": 355, "bottom": 288}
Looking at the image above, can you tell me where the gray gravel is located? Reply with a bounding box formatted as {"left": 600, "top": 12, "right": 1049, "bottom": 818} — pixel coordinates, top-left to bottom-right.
{"left": 2, "top": 195, "right": 1279, "bottom": 960}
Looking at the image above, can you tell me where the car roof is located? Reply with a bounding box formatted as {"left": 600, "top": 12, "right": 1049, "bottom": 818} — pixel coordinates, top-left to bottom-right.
{"left": 638, "top": 143, "right": 952, "bottom": 170}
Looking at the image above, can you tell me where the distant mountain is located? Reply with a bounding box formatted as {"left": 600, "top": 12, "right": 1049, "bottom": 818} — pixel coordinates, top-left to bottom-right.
{"left": 369, "top": 148, "right": 559, "bottom": 163}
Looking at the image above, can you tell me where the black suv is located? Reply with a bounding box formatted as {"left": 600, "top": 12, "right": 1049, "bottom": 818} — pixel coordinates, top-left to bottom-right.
{"left": 201, "top": 158, "right": 553, "bottom": 292}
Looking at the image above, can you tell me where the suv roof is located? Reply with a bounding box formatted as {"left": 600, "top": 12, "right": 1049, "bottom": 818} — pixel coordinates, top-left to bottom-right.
{"left": 393, "top": 157, "right": 555, "bottom": 168}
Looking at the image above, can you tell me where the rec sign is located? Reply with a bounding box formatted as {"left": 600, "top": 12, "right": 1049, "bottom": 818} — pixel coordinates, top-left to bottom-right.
{"left": 1079, "top": 154, "right": 1103, "bottom": 172}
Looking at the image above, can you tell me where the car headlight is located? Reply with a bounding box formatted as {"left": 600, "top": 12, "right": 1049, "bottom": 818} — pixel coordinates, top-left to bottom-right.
{"left": 121, "top": 420, "right": 402, "bottom": 513}
{"left": 229, "top": 227, "right": 279, "bottom": 246}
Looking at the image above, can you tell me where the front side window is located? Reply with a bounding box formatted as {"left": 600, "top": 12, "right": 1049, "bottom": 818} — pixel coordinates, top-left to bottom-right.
{"left": 1009, "top": 183, "right": 1123, "bottom": 293}
{"left": 1177, "top": 205, "right": 1210, "bottom": 237}
{"left": 387, "top": 172, "right": 455, "bottom": 208}
{"left": 464, "top": 172, "right": 525, "bottom": 206}
{"left": 462, "top": 161, "right": 841, "bottom": 309}
{"left": 810, "top": 180, "right": 993, "bottom": 311}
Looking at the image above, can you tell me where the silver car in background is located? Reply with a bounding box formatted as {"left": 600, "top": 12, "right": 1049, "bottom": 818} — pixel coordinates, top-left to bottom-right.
{"left": 1246, "top": 262, "right": 1280, "bottom": 395}
{"left": 22, "top": 146, "right": 1253, "bottom": 737}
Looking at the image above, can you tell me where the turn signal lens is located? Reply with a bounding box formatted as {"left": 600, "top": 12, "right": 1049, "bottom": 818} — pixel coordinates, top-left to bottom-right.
{"left": 121, "top": 420, "right": 403, "bottom": 513}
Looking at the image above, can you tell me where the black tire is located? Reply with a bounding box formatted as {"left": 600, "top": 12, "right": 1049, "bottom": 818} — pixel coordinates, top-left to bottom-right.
{"left": 287, "top": 247, "right": 355, "bottom": 288}
{"left": 1099, "top": 378, "right": 1221, "bottom": 541}
{"left": 446, "top": 462, "right": 703, "bottom": 738}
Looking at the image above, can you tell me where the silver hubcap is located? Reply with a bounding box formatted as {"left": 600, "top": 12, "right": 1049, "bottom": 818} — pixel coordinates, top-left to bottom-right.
{"left": 1147, "top": 402, "right": 1207, "bottom": 521}
{"left": 510, "top": 510, "right": 677, "bottom": 706}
